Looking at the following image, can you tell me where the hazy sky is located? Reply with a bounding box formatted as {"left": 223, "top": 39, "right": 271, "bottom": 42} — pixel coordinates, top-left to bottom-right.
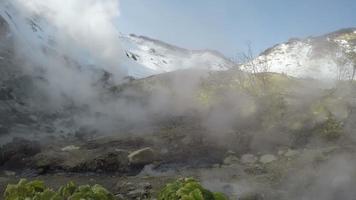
{"left": 118, "top": 0, "right": 356, "bottom": 57}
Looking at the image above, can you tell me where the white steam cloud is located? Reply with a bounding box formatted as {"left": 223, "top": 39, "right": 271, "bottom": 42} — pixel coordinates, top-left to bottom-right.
{"left": 12, "top": 0, "right": 124, "bottom": 77}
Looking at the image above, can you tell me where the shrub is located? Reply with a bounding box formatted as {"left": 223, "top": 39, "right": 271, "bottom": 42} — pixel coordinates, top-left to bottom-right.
{"left": 4, "top": 179, "right": 115, "bottom": 200}
{"left": 313, "top": 114, "right": 344, "bottom": 140}
{"left": 5, "top": 178, "right": 228, "bottom": 200}
{"left": 158, "top": 178, "right": 228, "bottom": 200}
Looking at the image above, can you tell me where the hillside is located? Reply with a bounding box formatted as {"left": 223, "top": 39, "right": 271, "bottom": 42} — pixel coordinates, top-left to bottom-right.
{"left": 243, "top": 28, "right": 356, "bottom": 80}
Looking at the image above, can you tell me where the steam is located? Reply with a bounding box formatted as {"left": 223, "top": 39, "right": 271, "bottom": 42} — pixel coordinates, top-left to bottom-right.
{"left": 0, "top": 2, "right": 356, "bottom": 199}
{"left": 0, "top": 0, "right": 136, "bottom": 134}
{"left": 13, "top": 0, "right": 124, "bottom": 76}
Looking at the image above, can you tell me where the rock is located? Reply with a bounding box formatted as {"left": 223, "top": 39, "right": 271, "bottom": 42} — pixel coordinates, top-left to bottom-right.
{"left": 284, "top": 149, "right": 299, "bottom": 157}
{"left": 4, "top": 170, "right": 16, "bottom": 176}
{"left": 213, "top": 164, "right": 221, "bottom": 168}
{"left": 259, "top": 154, "right": 277, "bottom": 164}
{"left": 139, "top": 182, "right": 152, "bottom": 190}
{"left": 128, "top": 147, "right": 156, "bottom": 166}
{"left": 115, "top": 194, "right": 125, "bottom": 200}
{"left": 84, "top": 149, "right": 129, "bottom": 172}
{"left": 223, "top": 155, "right": 239, "bottom": 165}
{"left": 33, "top": 150, "right": 67, "bottom": 170}
{"left": 277, "top": 150, "right": 285, "bottom": 156}
{"left": 244, "top": 165, "right": 267, "bottom": 175}
{"left": 116, "top": 182, "right": 135, "bottom": 193}
{"left": 226, "top": 150, "right": 237, "bottom": 156}
{"left": 61, "top": 145, "right": 80, "bottom": 152}
{"left": 240, "top": 154, "right": 257, "bottom": 165}
{"left": 127, "top": 189, "right": 147, "bottom": 199}
{"left": 320, "top": 146, "right": 339, "bottom": 154}
{"left": 116, "top": 181, "right": 152, "bottom": 200}
{"left": 0, "top": 138, "right": 41, "bottom": 168}
{"left": 33, "top": 148, "right": 129, "bottom": 173}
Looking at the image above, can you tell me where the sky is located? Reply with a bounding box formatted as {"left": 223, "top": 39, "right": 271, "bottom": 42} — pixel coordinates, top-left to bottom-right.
{"left": 118, "top": 0, "right": 356, "bottom": 58}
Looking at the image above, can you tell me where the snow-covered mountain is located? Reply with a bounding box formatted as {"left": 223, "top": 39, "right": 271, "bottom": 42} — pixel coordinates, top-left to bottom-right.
{"left": 243, "top": 28, "right": 356, "bottom": 80}
{"left": 125, "top": 28, "right": 356, "bottom": 80}
{"left": 0, "top": 1, "right": 235, "bottom": 79}
{"left": 121, "top": 34, "right": 235, "bottom": 74}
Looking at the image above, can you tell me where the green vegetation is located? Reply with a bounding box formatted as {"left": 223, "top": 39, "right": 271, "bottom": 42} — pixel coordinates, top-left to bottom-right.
{"left": 4, "top": 179, "right": 115, "bottom": 200}
{"left": 158, "top": 178, "right": 228, "bottom": 200}
{"left": 4, "top": 178, "right": 228, "bottom": 200}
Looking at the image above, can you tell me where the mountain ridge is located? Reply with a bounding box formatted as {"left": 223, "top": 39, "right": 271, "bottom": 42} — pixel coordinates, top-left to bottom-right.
{"left": 0, "top": 0, "right": 355, "bottom": 81}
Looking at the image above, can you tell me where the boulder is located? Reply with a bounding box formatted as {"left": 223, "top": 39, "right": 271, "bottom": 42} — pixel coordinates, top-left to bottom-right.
{"left": 277, "top": 150, "right": 285, "bottom": 156}
{"left": 259, "top": 154, "right": 277, "bottom": 164}
{"left": 61, "top": 145, "right": 80, "bottom": 152}
{"left": 223, "top": 155, "right": 239, "bottom": 165}
{"left": 128, "top": 147, "right": 156, "bottom": 166}
{"left": 240, "top": 154, "right": 257, "bottom": 165}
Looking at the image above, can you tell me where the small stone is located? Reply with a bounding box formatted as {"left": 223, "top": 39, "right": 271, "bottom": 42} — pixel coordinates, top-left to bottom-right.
{"left": 123, "top": 182, "right": 135, "bottom": 191}
{"left": 4, "top": 170, "right": 16, "bottom": 176}
{"left": 284, "top": 149, "right": 299, "bottom": 157}
{"left": 259, "top": 154, "right": 277, "bottom": 164}
{"left": 321, "top": 146, "right": 339, "bottom": 154}
{"left": 61, "top": 145, "right": 80, "bottom": 152}
{"left": 226, "top": 150, "right": 236, "bottom": 156}
{"left": 213, "top": 164, "right": 221, "bottom": 168}
{"left": 244, "top": 165, "right": 267, "bottom": 175}
{"left": 139, "top": 182, "right": 152, "bottom": 190}
{"left": 223, "top": 155, "right": 239, "bottom": 165}
{"left": 127, "top": 189, "right": 146, "bottom": 198}
{"left": 240, "top": 154, "right": 258, "bottom": 165}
